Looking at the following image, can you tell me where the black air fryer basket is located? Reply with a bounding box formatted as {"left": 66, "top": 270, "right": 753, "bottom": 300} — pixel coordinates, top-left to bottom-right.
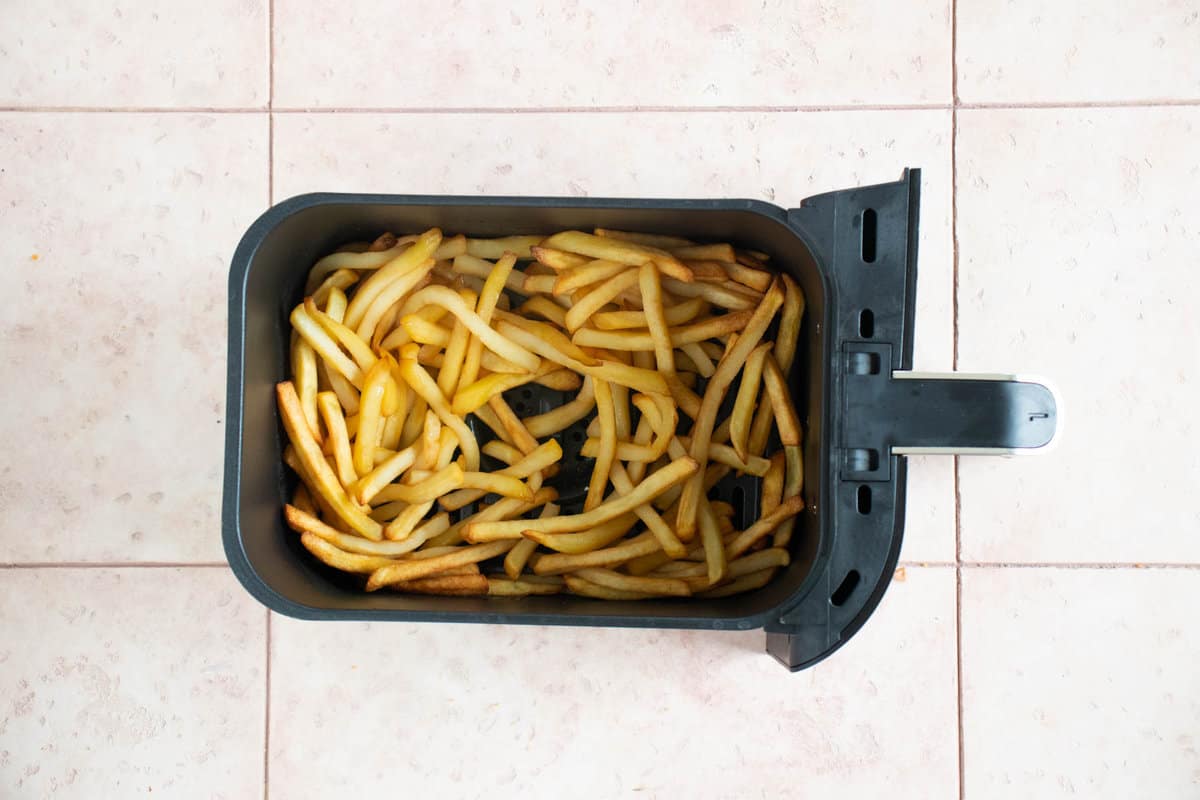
{"left": 223, "top": 169, "right": 1058, "bottom": 670}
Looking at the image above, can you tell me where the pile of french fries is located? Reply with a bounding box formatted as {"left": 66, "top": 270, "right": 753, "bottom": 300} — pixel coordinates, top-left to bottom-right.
{"left": 278, "top": 225, "right": 805, "bottom": 599}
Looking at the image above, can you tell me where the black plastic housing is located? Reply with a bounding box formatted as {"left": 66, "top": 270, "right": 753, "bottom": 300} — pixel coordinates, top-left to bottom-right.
{"left": 223, "top": 170, "right": 1057, "bottom": 670}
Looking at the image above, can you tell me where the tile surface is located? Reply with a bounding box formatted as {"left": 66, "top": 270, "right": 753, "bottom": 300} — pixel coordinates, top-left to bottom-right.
{"left": 270, "top": 567, "right": 956, "bottom": 799}
{"left": 273, "top": 0, "right": 951, "bottom": 108}
{"left": 957, "top": 0, "right": 1200, "bottom": 103}
{"left": 955, "top": 107, "right": 1200, "bottom": 563}
{"left": 0, "top": 568, "right": 266, "bottom": 798}
{"left": 0, "top": 1, "right": 268, "bottom": 107}
{"left": 962, "top": 568, "right": 1200, "bottom": 798}
{"left": 0, "top": 113, "right": 268, "bottom": 563}
{"left": 274, "top": 109, "right": 957, "bottom": 560}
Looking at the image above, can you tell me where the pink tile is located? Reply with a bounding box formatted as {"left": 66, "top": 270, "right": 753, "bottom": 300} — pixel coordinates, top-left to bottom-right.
{"left": 956, "top": 108, "right": 1200, "bottom": 563}
{"left": 0, "top": 568, "right": 265, "bottom": 798}
{"left": 274, "top": 0, "right": 951, "bottom": 108}
{"left": 958, "top": 0, "right": 1200, "bottom": 103}
{"left": 0, "top": 2, "right": 267, "bottom": 107}
{"left": 274, "top": 109, "right": 957, "bottom": 560}
{"left": 270, "top": 567, "right": 957, "bottom": 799}
{"left": 962, "top": 567, "right": 1200, "bottom": 798}
{"left": 0, "top": 113, "right": 268, "bottom": 563}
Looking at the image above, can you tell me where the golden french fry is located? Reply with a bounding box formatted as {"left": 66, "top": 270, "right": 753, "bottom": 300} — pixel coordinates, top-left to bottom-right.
{"left": 310, "top": 268, "right": 360, "bottom": 309}
{"left": 459, "top": 252, "right": 517, "bottom": 394}
{"left": 516, "top": 295, "right": 568, "bottom": 328}
{"left": 291, "top": 337, "right": 321, "bottom": 439}
{"left": 676, "top": 280, "right": 784, "bottom": 540}
{"left": 366, "top": 541, "right": 515, "bottom": 591}
{"left": 533, "top": 369, "right": 582, "bottom": 392}
{"left": 373, "top": 463, "right": 465, "bottom": 504}
{"left": 468, "top": 458, "right": 696, "bottom": 542}
{"left": 720, "top": 260, "right": 773, "bottom": 292}
{"left": 291, "top": 305, "right": 364, "bottom": 388}
{"left": 609, "top": 461, "right": 687, "bottom": 558}
{"left": 773, "top": 445, "right": 804, "bottom": 548}
{"left": 530, "top": 246, "right": 591, "bottom": 271}
{"left": 305, "top": 297, "right": 376, "bottom": 373}
{"left": 696, "top": 567, "right": 777, "bottom": 598}
{"left": 437, "top": 304, "right": 474, "bottom": 397}
{"left": 481, "top": 438, "right": 525, "bottom": 466}
{"left": 539, "top": 230, "right": 690, "bottom": 276}
{"left": 387, "top": 574, "right": 489, "bottom": 595}
{"left": 304, "top": 237, "right": 413, "bottom": 295}
{"left": 762, "top": 451, "right": 785, "bottom": 519}
{"left": 661, "top": 276, "right": 758, "bottom": 311}
{"left": 761, "top": 353, "right": 802, "bottom": 446}
{"left": 352, "top": 359, "right": 391, "bottom": 477}
{"left": 677, "top": 342, "right": 715, "bottom": 378}
{"left": 728, "top": 342, "right": 772, "bottom": 461}
{"left": 680, "top": 259, "right": 728, "bottom": 281}
{"left": 344, "top": 227, "right": 441, "bottom": 331}
{"left": 553, "top": 259, "right": 628, "bottom": 295}
{"left": 593, "top": 228, "right": 694, "bottom": 249}
{"left": 697, "top": 497, "right": 727, "bottom": 585}
{"left": 277, "top": 382, "right": 381, "bottom": 540}
{"left": 670, "top": 243, "right": 736, "bottom": 262}
{"left": 300, "top": 533, "right": 398, "bottom": 574}
{"left": 523, "top": 376, "right": 595, "bottom": 438}
{"left": 487, "top": 395, "right": 540, "bottom": 455}
{"left": 572, "top": 568, "right": 691, "bottom": 597}
{"left": 564, "top": 576, "right": 656, "bottom": 600}
{"left": 496, "top": 320, "right": 669, "bottom": 396}
{"left": 725, "top": 496, "right": 805, "bottom": 560}
{"left": 465, "top": 235, "right": 543, "bottom": 260}
{"left": 350, "top": 433, "right": 416, "bottom": 504}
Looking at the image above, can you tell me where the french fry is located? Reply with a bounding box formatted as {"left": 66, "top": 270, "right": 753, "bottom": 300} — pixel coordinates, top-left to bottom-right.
{"left": 304, "top": 237, "right": 413, "bottom": 295}
{"left": 586, "top": 379, "right": 617, "bottom": 511}
{"left": 553, "top": 259, "right": 628, "bottom": 295}
{"left": 761, "top": 353, "right": 802, "bottom": 446}
{"left": 661, "top": 276, "right": 758, "bottom": 311}
{"left": 366, "top": 541, "right": 516, "bottom": 591}
{"left": 562, "top": 269, "right": 640, "bottom": 332}
{"left": 300, "top": 533, "right": 398, "bottom": 574}
{"left": 402, "top": 286, "right": 540, "bottom": 372}
{"left": 695, "top": 567, "right": 777, "bottom": 598}
{"left": 388, "top": 574, "right": 489, "bottom": 596}
{"left": 564, "top": 576, "right": 656, "bottom": 600}
{"left": 571, "top": 568, "right": 691, "bottom": 597}
{"left": 728, "top": 342, "right": 772, "bottom": 461}
{"left": 591, "top": 296, "right": 706, "bottom": 331}
{"left": 517, "top": 295, "right": 568, "bottom": 328}
{"left": 441, "top": 440, "right": 562, "bottom": 511}
{"left": 460, "top": 253, "right": 517, "bottom": 394}
{"left": 720, "top": 259, "right": 773, "bottom": 292}
{"left": 503, "top": 502, "right": 558, "bottom": 579}
{"left": 773, "top": 445, "right": 804, "bottom": 548}
{"left": 761, "top": 451, "right": 785, "bottom": 518}
{"left": 670, "top": 243, "right": 736, "bottom": 262}
{"left": 286, "top": 505, "right": 449, "bottom": 556}
{"left": 487, "top": 395, "right": 540, "bottom": 455}
{"left": 523, "top": 376, "right": 595, "bottom": 438}
{"left": 569, "top": 310, "right": 753, "bottom": 352}
{"left": 467, "top": 458, "right": 696, "bottom": 542}
{"left": 677, "top": 342, "right": 715, "bottom": 377}
{"left": 291, "top": 337, "right": 320, "bottom": 438}
{"left": 593, "top": 228, "right": 694, "bottom": 249}
{"left": 310, "top": 268, "right": 360, "bottom": 308}
{"left": 465, "top": 235, "right": 544, "bottom": 259}
{"left": 725, "top": 496, "right": 805, "bottom": 560}
{"left": 676, "top": 280, "right": 784, "bottom": 541}
{"left": 747, "top": 274, "right": 806, "bottom": 456}
{"left": 397, "top": 346, "right": 480, "bottom": 471}
{"left": 539, "top": 230, "right": 690, "bottom": 279}
{"left": 277, "top": 382, "right": 381, "bottom": 540}
{"left": 487, "top": 577, "right": 562, "bottom": 596}
{"left": 609, "top": 461, "right": 687, "bottom": 558}
{"left": 344, "top": 227, "right": 441, "bottom": 331}
{"left": 373, "top": 463, "right": 466, "bottom": 504}
{"left": 291, "top": 305, "right": 363, "bottom": 388}
{"left": 534, "top": 532, "right": 662, "bottom": 575}
{"left": 530, "top": 246, "right": 591, "bottom": 271}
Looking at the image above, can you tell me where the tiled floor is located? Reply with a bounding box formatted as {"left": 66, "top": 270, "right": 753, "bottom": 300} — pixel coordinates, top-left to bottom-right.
{"left": 1, "top": 2, "right": 1197, "bottom": 798}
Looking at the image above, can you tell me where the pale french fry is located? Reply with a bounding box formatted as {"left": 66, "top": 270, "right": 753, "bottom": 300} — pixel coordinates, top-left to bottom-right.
{"left": 593, "top": 228, "right": 694, "bottom": 249}
{"left": 384, "top": 500, "right": 437, "bottom": 541}
{"left": 495, "top": 321, "right": 669, "bottom": 396}
{"left": 400, "top": 315, "right": 452, "bottom": 346}
{"left": 637, "top": 261, "right": 676, "bottom": 374}
{"left": 626, "top": 414, "right": 654, "bottom": 484}
{"left": 437, "top": 309, "right": 473, "bottom": 397}
{"left": 564, "top": 575, "right": 656, "bottom": 600}
{"left": 495, "top": 313, "right": 598, "bottom": 365}
{"left": 311, "top": 268, "right": 360, "bottom": 309}
{"left": 516, "top": 295, "right": 568, "bottom": 328}
{"left": 487, "top": 577, "right": 562, "bottom": 596}
{"left": 397, "top": 346, "right": 480, "bottom": 471}
{"left": 563, "top": 269, "right": 640, "bottom": 332}
{"left": 725, "top": 496, "right": 805, "bottom": 560}
{"left": 586, "top": 379, "right": 617, "bottom": 511}
{"left": 441, "top": 440, "right": 562, "bottom": 511}
{"left": 366, "top": 541, "right": 515, "bottom": 591}
{"left": 460, "top": 472, "right": 534, "bottom": 501}
{"left": 530, "top": 246, "right": 591, "bottom": 271}
{"left": 304, "top": 237, "right": 413, "bottom": 295}
{"left": 676, "top": 280, "right": 784, "bottom": 540}
{"left": 402, "top": 286, "right": 540, "bottom": 371}
{"left": 534, "top": 532, "right": 661, "bottom": 575}
{"left": 539, "top": 230, "right": 689, "bottom": 278}
{"left": 553, "top": 259, "right": 628, "bottom": 295}
{"left": 277, "top": 382, "right": 381, "bottom": 540}
{"left": 292, "top": 337, "right": 321, "bottom": 439}
{"left": 697, "top": 497, "right": 727, "bottom": 585}
{"left": 373, "top": 464, "right": 466, "bottom": 504}
{"left": 465, "top": 235, "right": 543, "bottom": 260}
{"left": 533, "top": 369, "right": 582, "bottom": 392}
{"left": 352, "top": 359, "right": 391, "bottom": 477}
{"left": 609, "top": 461, "right": 687, "bottom": 558}
{"left": 305, "top": 297, "right": 376, "bottom": 373}
{"left": 661, "top": 276, "right": 758, "bottom": 311}
{"left": 467, "top": 458, "right": 696, "bottom": 542}
{"left": 680, "top": 259, "right": 728, "bottom": 281}
{"left": 570, "top": 310, "right": 753, "bottom": 351}
{"left": 291, "top": 305, "right": 363, "bottom": 388}
{"left": 344, "top": 227, "right": 441, "bottom": 331}
{"left": 481, "top": 439, "right": 525, "bottom": 466}
{"left": 591, "top": 296, "right": 706, "bottom": 331}
{"left": 678, "top": 342, "right": 715, "bottom": 377}
{"left": 503, "top": 502, "right": 558, "bottom": 579}
{"left": 728, "top": 343, "right": 772, "bottom": 461}
{"left": 459, "top": 252, "right": 517, "bottom": 393}
{"left": 523, "top": 376, "right": 595, "bottom": 438}
{"left": 433, "top": 234, "right": 467, "bottom": 260}
{"left": 399, "top": 396, "right": 427, "bottom": 450}
{"left": 572, "top": 568, "right": 691, "bottom": 597}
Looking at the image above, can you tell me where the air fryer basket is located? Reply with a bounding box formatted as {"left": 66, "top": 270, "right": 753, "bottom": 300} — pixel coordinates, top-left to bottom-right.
{"left": 223, "top": 169, "right": 1058, "bottom": 670}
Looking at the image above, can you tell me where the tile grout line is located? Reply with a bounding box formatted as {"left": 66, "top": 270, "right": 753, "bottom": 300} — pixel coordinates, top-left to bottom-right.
{"left": 264, "top": 611, "right": 272, "bottom": 800}
{"left": 951, "top": 3, "right": 966, "bottom": 798}
{"left": 2, "top": 559, "right": 1193, "bottom": 570}
{"left": 0, "top": 562, "right": 230, "bottom": 568}
{"left": 2, "top": 99, "right": 1200, "bottom": 115}
{"left": 265, "top": 3, "right": 274, "bottom": 798}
